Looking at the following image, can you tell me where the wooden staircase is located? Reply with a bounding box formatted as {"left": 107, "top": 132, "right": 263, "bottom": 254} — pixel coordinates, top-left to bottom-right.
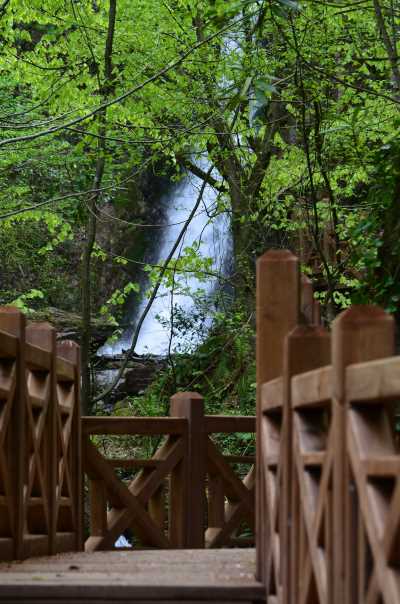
{"left": 0, "top": 549, "right": 264, "bottom": 603}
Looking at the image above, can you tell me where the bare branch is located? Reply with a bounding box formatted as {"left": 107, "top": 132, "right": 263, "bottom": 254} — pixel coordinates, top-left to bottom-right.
{"left": 92, "top": 165, "right": 214, "bottom": 402}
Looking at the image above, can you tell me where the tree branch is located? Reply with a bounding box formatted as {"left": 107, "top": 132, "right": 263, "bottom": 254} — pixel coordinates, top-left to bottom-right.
{"left": 0, "top": 12, "right": 258, "bottom": 148}
{"left": 373, "top": 0, "right": 400, "bottom": 95}
{"left": 175, "top": 154, "right": 222, "bottom": 190}
{"left": 92, "top": 166, "right": 214, "bottom": 403}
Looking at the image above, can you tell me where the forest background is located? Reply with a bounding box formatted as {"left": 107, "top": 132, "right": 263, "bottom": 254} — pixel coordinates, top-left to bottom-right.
{"left": 1, "top": 0, "right": 400, "bottom": 427}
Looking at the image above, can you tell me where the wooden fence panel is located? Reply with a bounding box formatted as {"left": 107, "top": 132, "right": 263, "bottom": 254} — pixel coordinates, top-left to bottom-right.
{"left": 0, "top": 308, "right": 81, "bottom": 562}
{"left": 83, "top": 396, "right": 256, "bottom": 551}
{"left": 0, "top": 308, "right": 24, "bottom": 561}
{"left": 257, "top": 248, "right": 400, "bottom": 604}
{"left": 256, "top": 250, "right": 300, "bottom": 587}
{"left": 55, "top": 340, "right": 82, "bottom": 554}
{"left": 286, "top": 326, "right": 331, "bottom": 604}
{"left": 333, "top": 307, "right": 397, "bottom": 604}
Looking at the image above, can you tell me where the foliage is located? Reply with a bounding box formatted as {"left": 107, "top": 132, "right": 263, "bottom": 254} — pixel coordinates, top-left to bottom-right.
{"left": 99, "top": 306, "right": 257, "bottom": 456}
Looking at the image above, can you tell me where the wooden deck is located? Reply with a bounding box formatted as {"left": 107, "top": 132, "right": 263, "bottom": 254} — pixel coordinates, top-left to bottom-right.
{"left": 0, "top": 548, "right": 264, "bottom": 603}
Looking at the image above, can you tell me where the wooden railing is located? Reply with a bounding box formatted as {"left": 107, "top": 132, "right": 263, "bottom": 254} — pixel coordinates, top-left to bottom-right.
{"left": 256, "top": 250, "right": 400, "bottom": 604}
{"left": 83, "top": 392, "right": 255, "bottom": 550}
{"left": 0, "top": 307, "right": 81, "bottom": 561}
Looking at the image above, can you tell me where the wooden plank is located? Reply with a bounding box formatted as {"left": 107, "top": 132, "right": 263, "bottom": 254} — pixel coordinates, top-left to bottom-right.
{"left": 148, "top": 485, "right": 165, "bottom": 533}
{"left": 332, "top": 306, "right": 395, "bottom": 604}
{"left": 207, "top": 474, "right": 225, "bottom": 529}
{"left": 346, "top": 356, "right": 400, "bottom": 403}
{"left": 84, "top": 441, "right": 170, "bottom": 549}
{"left": 170, "top": 392, "right": 206, "bottom": 548}
{"left": 107, "top": 459, "right": 161, "bottom": 469}
{"left": 206, "top": 502, "right": 246, "bottom": 548}
{"left": 132, "top": 438, "right": 185, "bottom": 504}
{"left": 0, "top": 308, "right": 27, "bottom": 560}
{"left": 90, "top": 480, "right": 107, "bottom": 537}
{"left": 2, "top": 547, "right": 256, "bottom": 567}
{"left": 0, "top": 600, "right": 261, "bottom": 604}
{"left": 82, "top": 417, "right": 187, "bottom": 435}
{"left": 362, "top": 457, "right": 400, "bottom": 477}
{"left": 204, "top": 416, "right": 255, "bottom": 434}
{"left": 53, "top": 533, "right": 77, "bottom": 554}
{"left": 301, "top": 274, "right": 314, "bottom": 325}
{"left": 261, "top": 378, "right": 283, "bottom": 412}
{"left": 56, "top": 357, "right": 75, "bottom": 383}
{"left": 223, "top": 455, "right": 255, "bottom": 464}
{"left": 256, "top": 250, "right": 299, "bottom": 585}
{"left": 56, "top": 339, "right": 82, "bottom": 553}
{"left": 0, "top": 584, "right": 265, "bottom": 601}
{"left": 291, "top": 365, "right": 332, "bottom": 409}
{"left": 0, "top": 538, "right": 14, "bottom": 561}
{"left": 0, "top": 548, "right": 263, "bottom": 600}
{"left": 206, "top": 439, "right": 253, "bottom": 516}
{"left": 0, "top": 330, "right": 17, "bottom": 358}
{"left": 301, "top": 452, "right": 326, "bottom": 467}
{"left": 25, "top": 342, "right": 52, "bottom": 371}
{"left": 284, "top": 324, "right": 331, "bottom": 604}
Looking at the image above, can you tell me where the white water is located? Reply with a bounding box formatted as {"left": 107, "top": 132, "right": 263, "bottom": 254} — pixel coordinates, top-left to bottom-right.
{"left": 100, "top": 160, "right": 230, "bottom": 356}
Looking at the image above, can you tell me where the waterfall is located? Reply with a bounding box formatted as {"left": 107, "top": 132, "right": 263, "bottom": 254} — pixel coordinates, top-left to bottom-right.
{"left": 100, "top": 160, "right": 230, "bottom": 357}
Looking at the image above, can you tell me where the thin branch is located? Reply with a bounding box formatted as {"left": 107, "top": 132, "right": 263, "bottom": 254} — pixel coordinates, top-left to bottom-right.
{"left": 175, "top": 154, "right": 222, "bottom": 190}
{"left": 92, "top": 166, "right": 214, "bottom": 403}
{"left": 0, "top": 12, "right": 259, "bottom": 149}
{"left": 373, "top": 0, "right": 400, "bottom": 95}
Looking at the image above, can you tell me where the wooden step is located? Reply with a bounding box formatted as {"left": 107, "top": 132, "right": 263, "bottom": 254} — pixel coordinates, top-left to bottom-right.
{"left": 0, "top": 548, "right": 265, "bottom": 603}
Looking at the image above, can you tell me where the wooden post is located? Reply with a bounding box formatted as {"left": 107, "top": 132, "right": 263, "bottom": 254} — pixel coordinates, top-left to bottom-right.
{"left": 26, "top": 322, "right": 56, "bottom": 557}
{"left": 149, "top": 485, "right": 166, "bottom": 533}
{"left": 207, "top": 473, "right": 225, "bottom": 529}
{"left": 169, "top": 392, "right": 206, "bottom": 548}
{"left": 256, "top": 250, "right": 299, "bottom": 584}
{"left": 0, "top": 308, "right": 26, "bottom": 560}
{"left": 90, "top": 480, "right": 108, "bottom": 539}
{"left": 300, "top": 275, "right": 314, "bottom": 324}
{"left": 285, "top": 325, "right": 331, "bottom": 604}
{"left": 57, "top": 340, "right": 82, "bottom": 552}
{"left": 332, "top": 306, "right": 394, "bottom": 604}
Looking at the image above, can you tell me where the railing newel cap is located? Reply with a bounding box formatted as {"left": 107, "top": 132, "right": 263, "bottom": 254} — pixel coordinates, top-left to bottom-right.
{"left": 170, "top": 391, "right": 203, "bottom": 400}
{"left": 332, "top": 305, "right": 393, "bottom": 328}
{"left": 257, "top": 249, "right": 298, "bottom": 263}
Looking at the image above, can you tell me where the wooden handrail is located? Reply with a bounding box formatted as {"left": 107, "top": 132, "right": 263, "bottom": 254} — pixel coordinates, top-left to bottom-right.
{"left": 204, "top": 415, "right": 255, "bottom": 433}
{"left": 0, "top": 308, "right": 256, "bottom": 561}
{"left": 256, "top": 249, "right": 400, "bottom": 604}
{"left": 83, "top": 416, "right": 188, "bottom": 435}
{"left": 0, "top": 308, "right": 81, "bottom": 562}
{"left": 83, "top": 397, "right": 256, "bottom": 551}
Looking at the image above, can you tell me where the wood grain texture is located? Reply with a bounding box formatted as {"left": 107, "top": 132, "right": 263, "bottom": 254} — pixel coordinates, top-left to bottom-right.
{"left": 0, "top": 549, "right": 263, "bottom": 602}
{"left": 291, "top": 366, "right": 332, "bottom": 409}
{"left": 256, "top": 250, "right": 299, "bottom": 585}
{"left": 0, "top": 311, "right": 81, "bottom": 562}
{"left": 82, "top": 417, "right": 187, "bottom": 435}
{"left": 204, "top": 416, "right": 255, "bottom": 434}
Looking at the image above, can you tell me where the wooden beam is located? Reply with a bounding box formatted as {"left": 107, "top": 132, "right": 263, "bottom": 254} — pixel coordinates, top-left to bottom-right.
{"left": 83, "top": 440, "right": 170, "bottom": 549}
{"left": 346, "top": 356, "right": 400, "bottom": 403}
{"left": 204, "top": 416, "right": 255, "bottom": 434}
{"left": 82, "top": 416, "right": 187, "bottom": 435}
{"left": 261, "top": 378, "right": 283, "bottom": 412}
{"left": 291, "top": 365, "right": 332, "bottom": 409}
{"left": 0, "top": 307, "right": 27, "bottom": 561}
{"left": 256, "top": 249, "right": 299, "bottom": 586}
{"left": 332, "top": 305, "right": 395, "bottom": 604}
{"left": 169, "top": 392, "right": 206, "bottom": 548}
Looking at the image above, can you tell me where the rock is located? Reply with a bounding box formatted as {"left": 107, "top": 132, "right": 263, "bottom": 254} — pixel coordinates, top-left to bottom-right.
{"left": 94, "top": 356, "right": 167, "bottom": 400}
{"left": 26, "top": 306, "right": 115, "bottom": 349}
